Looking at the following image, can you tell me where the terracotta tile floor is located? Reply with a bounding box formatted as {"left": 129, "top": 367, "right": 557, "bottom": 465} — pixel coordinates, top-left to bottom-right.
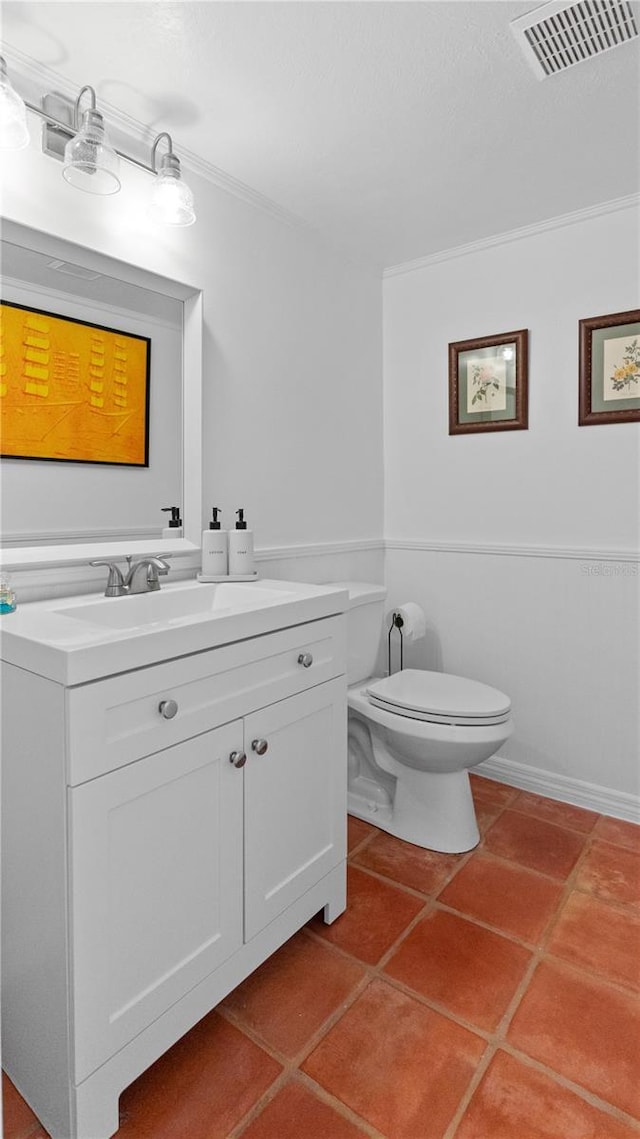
{"left": 4, "top": 775, "right": 640, "bottom": 1139}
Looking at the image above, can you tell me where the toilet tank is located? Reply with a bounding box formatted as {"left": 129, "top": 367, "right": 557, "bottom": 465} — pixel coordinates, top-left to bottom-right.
{"left": 331, "top": 581, "right": 387, "bottom": 685}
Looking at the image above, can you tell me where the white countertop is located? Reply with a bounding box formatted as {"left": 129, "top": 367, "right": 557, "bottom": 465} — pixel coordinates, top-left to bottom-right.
{"left": 0, "top": 579, "right": 349, "bottom": 686}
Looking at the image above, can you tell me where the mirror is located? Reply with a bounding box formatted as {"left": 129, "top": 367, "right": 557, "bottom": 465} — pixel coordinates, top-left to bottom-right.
{"left": 0, "top": 220, "right": 202, "bottom": 570}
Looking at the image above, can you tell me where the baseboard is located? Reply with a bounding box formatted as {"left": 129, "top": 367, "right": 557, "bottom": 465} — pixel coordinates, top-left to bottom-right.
{"left": 477, "top": 754, "right": 640, "bottom": 824}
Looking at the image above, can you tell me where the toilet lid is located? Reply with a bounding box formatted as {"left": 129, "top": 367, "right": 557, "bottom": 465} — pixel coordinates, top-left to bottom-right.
{"left": 366, "top": 670, "right": 511, "bottom": 726}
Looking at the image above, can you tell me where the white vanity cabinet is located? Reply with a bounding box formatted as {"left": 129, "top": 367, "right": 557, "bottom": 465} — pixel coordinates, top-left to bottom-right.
{"left": 2, "top": 610, "right": 347, "bottom": 1139}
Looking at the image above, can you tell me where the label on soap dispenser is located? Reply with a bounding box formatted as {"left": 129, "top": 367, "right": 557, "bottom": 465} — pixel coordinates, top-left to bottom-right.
{"left": 202, "top": 530, "right": 228, "bottom": 575}
{"left": 228, "top": 529, "right": 254, "bottom": 575}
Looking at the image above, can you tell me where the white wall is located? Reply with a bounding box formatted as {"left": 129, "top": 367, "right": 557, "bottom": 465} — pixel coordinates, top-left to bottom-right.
{"left": 3, "top": 114, "right": 638, "bottom": 816}
{"left": 383, "top": 204, "right": 639, "bottom": 814}
{"left": 0, "top": 116, "right": 384, "bottom": 585}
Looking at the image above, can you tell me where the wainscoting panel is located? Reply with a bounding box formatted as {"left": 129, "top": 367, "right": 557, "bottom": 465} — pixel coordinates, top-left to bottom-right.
{"left": 385, "top": 542, "right": 639, "bottom": 819}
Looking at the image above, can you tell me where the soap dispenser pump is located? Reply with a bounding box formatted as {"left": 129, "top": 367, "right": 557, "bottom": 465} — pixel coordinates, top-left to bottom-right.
{"left": 201, "top": 507, "right": 228, "bottom": 576}
{"left": 161, "top": 506, "right": 183, "bottom": 539}
{"left": 228, "top": 508, "right": 255, "bottom": 576}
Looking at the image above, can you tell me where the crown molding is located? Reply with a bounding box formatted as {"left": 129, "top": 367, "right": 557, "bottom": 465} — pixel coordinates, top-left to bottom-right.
{"left": 383, "top": 193, "right": 640, "bottom": 279}
{"left": 3, "top": 46, "right": 376, "bottom": 278}
{"left": 2, "top": 48, "right": 316, "bottom": 236}
{"left": 6, "top": 46, "right": 637, "bottom": 283}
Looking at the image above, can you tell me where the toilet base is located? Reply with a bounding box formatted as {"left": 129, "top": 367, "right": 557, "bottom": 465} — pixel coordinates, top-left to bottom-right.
{"left": 348, "top": 767, "right": 480, "bottom": 854}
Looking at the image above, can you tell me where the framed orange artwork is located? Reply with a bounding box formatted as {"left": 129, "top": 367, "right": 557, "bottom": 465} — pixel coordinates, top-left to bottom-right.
{"left": 0, "top": 300, "right": 150, "bottom": 465}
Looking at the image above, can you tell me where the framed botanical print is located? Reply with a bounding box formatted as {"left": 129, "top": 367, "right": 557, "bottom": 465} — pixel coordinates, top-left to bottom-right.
{"left": 448, "top": 329, "right": 528, "bottom": 435}
{"left": 579, "top": 309, "right": 640, "bottom": 426}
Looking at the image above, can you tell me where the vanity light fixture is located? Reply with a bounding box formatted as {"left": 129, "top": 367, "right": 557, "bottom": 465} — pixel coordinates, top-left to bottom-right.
{"left": 0, "top": 55, "right": 197, "bottom": 225}
{"left": 0, "top": 56, "right": 30, "bottom": 150}
{"left": 150, "top": 132, "right": 196, "bottom": 227}
{"left": 62, "top": 85, "right": 121, "bottom": 195}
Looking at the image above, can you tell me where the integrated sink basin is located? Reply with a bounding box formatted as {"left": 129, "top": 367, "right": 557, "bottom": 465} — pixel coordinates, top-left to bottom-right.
{"left": 0, "top": 577, "right": 349, "bottom": 685}
{"left": 56, "top": 581, "right": 296, "bottom": 630}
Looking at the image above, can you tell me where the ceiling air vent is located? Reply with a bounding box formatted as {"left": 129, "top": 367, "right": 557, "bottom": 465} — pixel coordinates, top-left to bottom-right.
{"left": 510, "top": 0, "right": 638, "bottom": 79}
{"left": 47, "top": 259, "right": 102, "bottom": 281}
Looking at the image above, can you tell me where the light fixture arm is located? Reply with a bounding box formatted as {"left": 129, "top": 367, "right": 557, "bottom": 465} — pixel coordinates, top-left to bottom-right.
{"left": 73, "top": 84, "right": 97, "bottom": 129}
{"left": 151, "top": 131, "right": 175, "bottom": 172}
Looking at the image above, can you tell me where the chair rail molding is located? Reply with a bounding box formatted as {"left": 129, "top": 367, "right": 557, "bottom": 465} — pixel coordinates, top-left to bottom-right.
{"left": 256, "top": 538, "right": 385, "bottom": 562}
{"left": 385, "top": 538, "right": 640, "bottom": 563}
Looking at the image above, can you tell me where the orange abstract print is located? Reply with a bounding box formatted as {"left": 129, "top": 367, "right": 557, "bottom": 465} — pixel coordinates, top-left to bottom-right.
{"left": 0, "top": 302, "right": 150, "bottom": 465}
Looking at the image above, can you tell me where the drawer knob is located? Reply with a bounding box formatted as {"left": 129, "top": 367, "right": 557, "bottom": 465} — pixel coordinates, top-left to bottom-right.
{"left": 298, "top": 652, "right": 313, "bottom": 668}
{"left": 251, "top": 738, "right": 268, "bottom": 756}
{"left": 229, "top": 750, "right": 247, "bottom": 769}
{"left": 158, "top": 699, "right": 178, "bottom": 719}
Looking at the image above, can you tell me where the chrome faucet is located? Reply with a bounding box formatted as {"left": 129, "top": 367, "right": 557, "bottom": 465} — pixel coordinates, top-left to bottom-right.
{"left": 91, "top": 556, "right": 170, "bottom": 597}
{"left": 125, "top": 556, "right": 170, "bottom": 594}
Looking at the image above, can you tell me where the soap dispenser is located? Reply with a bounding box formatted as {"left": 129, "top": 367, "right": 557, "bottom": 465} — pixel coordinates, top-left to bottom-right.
{"left": 201, "top": 507, "right": 228, "bottom": 576}
{"left": 0, "top": 575, "right": 17, "bottom": 614}
{"left": 228, "top": 508, "right": 254, "bottom": 576}
{"left": 161, "top": 506, "right": 183, "bottom": 539}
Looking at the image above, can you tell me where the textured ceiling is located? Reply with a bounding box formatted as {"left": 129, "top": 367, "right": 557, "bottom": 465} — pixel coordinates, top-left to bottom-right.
{"left": 3, "top": 1, "right": 639, "bottom": 270}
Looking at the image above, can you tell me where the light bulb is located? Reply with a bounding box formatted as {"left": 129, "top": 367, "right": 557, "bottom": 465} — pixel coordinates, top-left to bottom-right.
{"left": 63, "top": 108, "right": 120, "bottom": 195}
{"left": 150, "top": 152, "right": 195, "bottom": 226}
{"left": 0, "top": 58, "right": 30, "bottom": 150}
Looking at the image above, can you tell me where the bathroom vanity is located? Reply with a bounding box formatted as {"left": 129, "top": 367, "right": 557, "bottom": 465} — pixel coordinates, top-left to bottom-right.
{"left": 1, "top": 579, "right": 348, "bottom": 1139}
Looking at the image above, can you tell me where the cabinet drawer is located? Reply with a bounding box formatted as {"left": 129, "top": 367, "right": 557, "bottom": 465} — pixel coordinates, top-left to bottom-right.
{"left": 66, "top": 615, "right": 345, "bottom": 785}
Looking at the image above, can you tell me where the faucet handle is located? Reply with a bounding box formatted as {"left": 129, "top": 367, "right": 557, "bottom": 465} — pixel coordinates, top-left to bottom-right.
{"left": 90, "top": 560, "right": 127, "bottom": 597}
{"left": 143, "top": 556, "right": 171, "bottom": 591}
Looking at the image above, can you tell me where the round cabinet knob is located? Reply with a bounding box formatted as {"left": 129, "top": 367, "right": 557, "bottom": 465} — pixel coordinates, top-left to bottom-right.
{"left": 158, "top": 699, "right": 178, "bottom": 719}
{"left": 298, "top": 652, "right": 313, "bottom": 668}
{"left": 251, "top": 738, "right": 268, "bottom": 756}
{"left": 229, "top": 750, "right": 247, "bottom": 768}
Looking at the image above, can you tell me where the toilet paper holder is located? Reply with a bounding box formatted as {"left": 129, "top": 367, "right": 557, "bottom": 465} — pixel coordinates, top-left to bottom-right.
{"left": 388, "top": 611, "right": 405, "bottom": 674}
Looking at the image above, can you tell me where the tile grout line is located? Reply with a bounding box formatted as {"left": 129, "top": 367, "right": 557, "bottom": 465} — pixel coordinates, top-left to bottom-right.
{"left": 542, "top": 947, "right": 640, "bottom": 997}
{"left": 5, "top": 795, "right": 639, "bottom": 1139}
{"left": 481, "top": 822, "right": 603, "bottom": 1044}
{"left": 226, "top": 802, "right": 638, "bottom": 1138}
{"left": 506, "top": 803, "right": 600, "bottom": 835}
{"left": 444, "top": 822, "right": 640, "bottom": 1134}
{"left": 499, "top": 1042, "right": 640, "bottom": 1132}
{"left": 222, "top": 980, "right": 388, "bottom": 1138}
{"left": 347, "top": 830, "right": 378, "bottom": 858}
{"left": 442, "top": 1041, "right": 499, "bottom": 1139}
{"left": 342, "top": 806, "right": 640, "bottom": 1136}
{"left": 225, "top": 1065, "right": 293, "bottom": 1139}
{"left": 294, "top": 1070, "right": 389, "bottom": 1139}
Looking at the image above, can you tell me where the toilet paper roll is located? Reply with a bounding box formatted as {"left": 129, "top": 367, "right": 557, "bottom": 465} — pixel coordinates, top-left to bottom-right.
{"left": 391, "top": 602, "right": 427, "bottom": 643}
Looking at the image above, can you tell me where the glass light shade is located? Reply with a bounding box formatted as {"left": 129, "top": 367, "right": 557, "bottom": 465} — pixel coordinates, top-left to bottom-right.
{"left": 0, "top": 67, "right": 30, "bottom": 150}
{"left": 62, "top": 108, "right": 120, "bottom": 195}
{"left": 150, "top": 153, "right": 196, "bottom": 226}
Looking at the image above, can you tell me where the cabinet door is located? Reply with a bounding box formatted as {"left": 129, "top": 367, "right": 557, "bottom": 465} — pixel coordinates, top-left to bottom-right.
{"left": 244, "top": 678, "right": 347, "bottom": 940}
{"left": 69, "top": 720, "right": 244, "bottom": 1083}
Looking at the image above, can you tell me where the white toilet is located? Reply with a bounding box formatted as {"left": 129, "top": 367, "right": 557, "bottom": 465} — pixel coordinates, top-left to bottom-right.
{"left": 336, "top": 582, "right": 514, "bottom": 854}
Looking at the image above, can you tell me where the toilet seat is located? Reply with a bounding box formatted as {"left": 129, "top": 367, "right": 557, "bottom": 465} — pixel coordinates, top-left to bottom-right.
{"left": 366, "top": 669, "right": 511, "bottom": 727}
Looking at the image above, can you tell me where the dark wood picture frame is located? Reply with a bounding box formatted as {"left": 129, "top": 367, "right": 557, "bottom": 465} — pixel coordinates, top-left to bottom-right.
{"left": 448, "top": 328, "right": 528, "bottom": 435}
{"left": 578, "top": 309, "right": 640, "bottom": 426}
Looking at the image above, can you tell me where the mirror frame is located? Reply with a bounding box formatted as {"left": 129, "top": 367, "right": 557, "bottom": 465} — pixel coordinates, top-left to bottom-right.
{"left": 0, "top": 220, "right": 202, "bottom": 571}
